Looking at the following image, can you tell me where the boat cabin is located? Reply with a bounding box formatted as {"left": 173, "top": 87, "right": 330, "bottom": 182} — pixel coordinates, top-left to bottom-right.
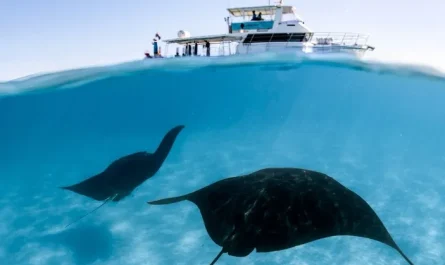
{"left": 226, "top": 5, "right": 311, "bottom": 34}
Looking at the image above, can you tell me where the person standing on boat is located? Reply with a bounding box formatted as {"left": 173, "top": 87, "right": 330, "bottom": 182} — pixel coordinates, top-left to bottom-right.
{"left": 205, "top": 40, "right": 210, "bottom": 56}
{"left": 251, "top": 10, "right": 257, "bottom": 21}
{"left": 153, "top": 38, "right": 159, "bottom": 56}
{"left": 152, "top": 33, "right": 161, "bottom": 57}
{"left": 188, "top": 43, "right": 192, "bottom": 56}
{"left": 184, "top": 43, "right": 188, "bottom": 56}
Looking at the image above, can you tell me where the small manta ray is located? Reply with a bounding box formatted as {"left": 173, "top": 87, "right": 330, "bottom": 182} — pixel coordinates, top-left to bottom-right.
{"left": 147, "top": 167, "right": 415, "bottom": 265}
{"left": 61, "top": 125, "right": 185, "bottom": 228}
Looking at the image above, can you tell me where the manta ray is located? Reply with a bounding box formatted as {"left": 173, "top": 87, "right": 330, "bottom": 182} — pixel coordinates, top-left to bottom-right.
{"left": 147, "top": 167, "right": 415, "bottom": 265}
{"left": 61, "top": 125, "right": 185, "bottom": 227}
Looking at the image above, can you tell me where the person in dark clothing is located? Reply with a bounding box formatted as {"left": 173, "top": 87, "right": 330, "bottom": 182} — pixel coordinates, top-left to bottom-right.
{"left": 251, "top": 10, "right": 257, "bottom": 20}
{"left": 152, "top": 33, "right": 162, "bottom": 56}
{"left": 185, "top": 44, "right": 190, "bottom": 56}
{"left": 258, "top": 12, "right": 263, "bottom": 20}
{"left": 194, "top": 42, "right": 198, "bottom": 56}
{"left": 152, "top": 38, "right": 158, "bottom": 55}
{"left": 205, "top": 40, "right": 210, "bottom": 56}
{"left": 239, "top": 23, "right": 245, "bottom": 33}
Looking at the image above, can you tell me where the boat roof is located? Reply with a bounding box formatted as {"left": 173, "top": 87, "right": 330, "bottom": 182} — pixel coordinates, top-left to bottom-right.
{"left": 227, "top": 5, "right": 295, "bottom": 16}
{"left": 163, "top": 34, "right": 243, "bottom": 44}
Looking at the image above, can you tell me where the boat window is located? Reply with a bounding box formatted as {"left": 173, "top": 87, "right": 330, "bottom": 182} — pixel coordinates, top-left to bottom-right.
{"left": 229, "top": 9, "right": 275, "bottom": 24}
{"left": 250, "top": 34, "right": 272, "bottom": 43}
{"left": 288, "top": 33, "right": 308, "bottom": 42}
{"left": 281, "top": 10, "right": 304, "bottom": 24}
{"left": 243, "top": 33, "right": 308, "bottom": 43}
{"left": 231, "top": 21, "right": 274, "bottom": 32}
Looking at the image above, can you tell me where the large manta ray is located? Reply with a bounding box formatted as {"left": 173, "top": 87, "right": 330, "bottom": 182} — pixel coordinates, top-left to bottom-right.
{"left": 61, "top": 125, "right": 185, "bottom": 227}
{"left": 147, "top": 167, "right": 415, "bottom": 265}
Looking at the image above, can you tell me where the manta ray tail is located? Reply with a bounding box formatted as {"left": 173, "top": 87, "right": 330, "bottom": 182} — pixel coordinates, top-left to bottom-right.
{"left": 147, "top": 194, "right": 190, "bottom": 205}
{"left": 209, "top": 248, "right": 225, "bottom": 265}
{"left": 377, "top": 229, "right": 415, "bottom": 265}
{"left": 64, "top": 193, "right": 118, "bottom": 229}
{"left": 394, "top": 246, "right": 415, "bottom": 265}
{"left": 208, "top": 229, "right": 237, "bottom": 265}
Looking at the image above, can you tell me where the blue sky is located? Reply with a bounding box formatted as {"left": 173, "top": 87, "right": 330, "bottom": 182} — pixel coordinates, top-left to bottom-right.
{"left": 0, "top": 0, "right": 444, "bottom": 81}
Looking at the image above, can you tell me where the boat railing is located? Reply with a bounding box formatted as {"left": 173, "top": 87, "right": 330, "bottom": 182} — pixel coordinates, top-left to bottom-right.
{"left": 169, "top": 45, "right": 232, "bottom": 57}
{"left": 309, "top": 32, "right": 370, "bottom": 46}
{"left": 240, "top": 32, "right": 370, "bottom": 47}
{"left": 162, "top": 32, "right": 371, "bottom": 57}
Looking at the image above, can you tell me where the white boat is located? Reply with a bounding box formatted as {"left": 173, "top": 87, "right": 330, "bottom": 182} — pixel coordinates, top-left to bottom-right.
{"left": 162, "top": 1, "right": 375, "bottom": 58}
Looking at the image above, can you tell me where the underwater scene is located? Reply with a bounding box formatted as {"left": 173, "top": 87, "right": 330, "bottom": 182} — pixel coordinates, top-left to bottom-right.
{"left": 1, "top": 53, "right": 445, "bottom": 265}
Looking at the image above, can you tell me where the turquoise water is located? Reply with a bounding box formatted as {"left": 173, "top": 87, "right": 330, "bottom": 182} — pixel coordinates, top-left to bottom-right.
{"left": 1, "top": 53, "right": 444, "bottom": 265}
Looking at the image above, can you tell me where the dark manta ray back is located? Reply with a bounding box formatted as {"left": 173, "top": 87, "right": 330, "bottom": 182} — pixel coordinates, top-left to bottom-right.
{"left": 147, "top": 167, "right": 415, "bottom": 265}
{"left": 61, "top": 125, "right": 185, "bottom": 227}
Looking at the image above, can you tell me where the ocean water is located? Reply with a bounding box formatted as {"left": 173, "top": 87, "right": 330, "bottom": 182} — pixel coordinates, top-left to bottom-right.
{"left": 1, "top": 53, "right": 444, "bottom": 265}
